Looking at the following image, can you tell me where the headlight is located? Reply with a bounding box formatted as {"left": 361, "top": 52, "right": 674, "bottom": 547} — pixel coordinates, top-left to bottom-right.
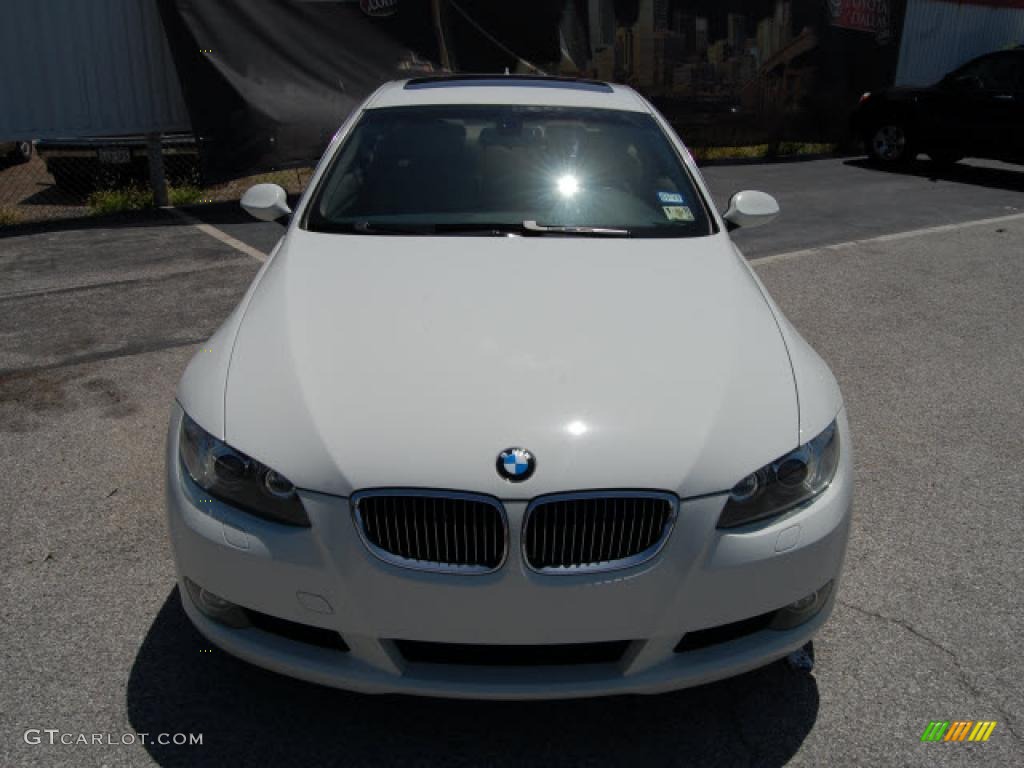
{"left": 718, "top": 420, "right": 839, "bottom": 529}
{"left": 179, "top": 413, "right": 310, "bottom": 527}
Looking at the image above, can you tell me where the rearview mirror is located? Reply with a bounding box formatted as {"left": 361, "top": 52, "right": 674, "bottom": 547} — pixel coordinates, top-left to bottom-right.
{"left": 241, "top": 183, "right": 292, "bottom": 223}
{"left": 723, "top": 190, "right": 779, "bottom": 230}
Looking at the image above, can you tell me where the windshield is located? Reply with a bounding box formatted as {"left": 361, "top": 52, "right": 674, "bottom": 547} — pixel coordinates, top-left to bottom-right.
{"left": 305, "top": 105, "right": 713, "bottom": 237}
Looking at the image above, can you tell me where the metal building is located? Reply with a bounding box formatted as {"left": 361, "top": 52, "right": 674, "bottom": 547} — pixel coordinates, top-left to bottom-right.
{"left": 0, "top": 0, "right": 189, "bottom": 141}
{"left": 896, "top": 0, "right": 1024, "bottom": 86}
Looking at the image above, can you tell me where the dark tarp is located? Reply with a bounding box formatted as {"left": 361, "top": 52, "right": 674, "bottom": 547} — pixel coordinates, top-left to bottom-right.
{"left": 156, "top": 0, "right": 568, "bottom": 182}
{"left": 155, "top": 0, "right": 437, "bottom": 182}
{"left": 157, "top": 0, "right": 573, "bottom": 181}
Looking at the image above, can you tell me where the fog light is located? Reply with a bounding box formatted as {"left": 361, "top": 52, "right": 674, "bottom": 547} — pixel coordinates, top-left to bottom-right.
{"left": 770, "top": 580, "right": 834, "bottom": 630}
{"left": 183, "top": 577, "right": 250, "bottom": 628}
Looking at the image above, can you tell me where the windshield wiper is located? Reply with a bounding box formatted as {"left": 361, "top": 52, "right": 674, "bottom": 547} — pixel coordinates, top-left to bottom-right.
{"left": 522, "top": 220, "right": 630, "bottom": 237}
{"left": 352, "top": 221, "right": 434, "bottom": 235}
{"left": 352, "top": 222, "right": 516, "bottom": 236}
{"left": 432, "top": 223, "right": 523, "bottom": 236}
{"left": 348, "top": 221, "right": 630, "bottom": 237}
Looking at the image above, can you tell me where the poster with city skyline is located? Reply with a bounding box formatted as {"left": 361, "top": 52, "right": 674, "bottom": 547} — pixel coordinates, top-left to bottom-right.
{"left": 578, "top": 0, "right": 904, "bottom": 146}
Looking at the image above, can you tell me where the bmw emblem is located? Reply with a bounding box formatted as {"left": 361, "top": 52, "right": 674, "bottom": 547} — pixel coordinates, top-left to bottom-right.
{"left": 496, "top": 447, "right": 535, "bottom": 482}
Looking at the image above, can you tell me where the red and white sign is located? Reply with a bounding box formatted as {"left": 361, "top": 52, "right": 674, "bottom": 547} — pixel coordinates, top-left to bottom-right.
{"left": 828, "top": 0, "right": 890, "bottom": 37}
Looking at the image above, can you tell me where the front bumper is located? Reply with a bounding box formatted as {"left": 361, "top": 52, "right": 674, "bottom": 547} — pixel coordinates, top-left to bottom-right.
{"left": 166, "top": 403, "right": 853, "bottom": 699}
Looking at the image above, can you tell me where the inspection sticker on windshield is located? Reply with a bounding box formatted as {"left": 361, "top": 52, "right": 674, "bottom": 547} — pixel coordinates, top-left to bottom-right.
{"left": 657, "top": 191, "right": 684, "bottom": 204}
{"left": 662, "top": 205, "right": 694, "bottom": 221}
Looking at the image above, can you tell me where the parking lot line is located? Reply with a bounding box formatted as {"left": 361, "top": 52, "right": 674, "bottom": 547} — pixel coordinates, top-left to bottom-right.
{"left": 164, "top": 206, "right": 268, "bottom": 262}
{"left": 752, "top": 210, "right": 1024, "bottom": 267}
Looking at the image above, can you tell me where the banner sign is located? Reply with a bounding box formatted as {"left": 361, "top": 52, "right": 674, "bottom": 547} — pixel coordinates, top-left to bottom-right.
{"left": 828, "top": 0, "right": 891, "bottom": 38}
{"left": 361, "top": 0, "right": 398, "bottom": 18}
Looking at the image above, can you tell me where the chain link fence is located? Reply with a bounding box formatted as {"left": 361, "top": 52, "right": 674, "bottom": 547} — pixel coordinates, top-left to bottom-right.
{"left": 0, "top": 136, "right": 313, "bottom": 228}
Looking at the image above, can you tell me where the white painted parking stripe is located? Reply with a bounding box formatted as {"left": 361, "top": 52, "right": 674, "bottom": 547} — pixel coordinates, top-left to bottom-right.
{"left": 164, "top": 206, "right": 268, "bottom": 262}
{"left": 752, "top": 210, "right": 1024, "bottom": 267}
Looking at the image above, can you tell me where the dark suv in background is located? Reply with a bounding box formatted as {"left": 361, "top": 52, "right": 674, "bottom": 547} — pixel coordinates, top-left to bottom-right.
{"left": 853, "top": 48, "right": 1024, "bottom": 166}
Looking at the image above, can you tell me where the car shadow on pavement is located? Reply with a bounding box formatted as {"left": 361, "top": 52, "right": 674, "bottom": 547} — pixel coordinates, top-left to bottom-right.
{"left": 844, "top": 157, "right": 1024, "bottom": 193}
{"left": 127, "top": 589, "right": 820, "bottom": 767}
{"left": 177, "top": 198, "right": 301, "bottom": 226}
{"left": 0, "top": 209, "right": 193, "bottom": 239}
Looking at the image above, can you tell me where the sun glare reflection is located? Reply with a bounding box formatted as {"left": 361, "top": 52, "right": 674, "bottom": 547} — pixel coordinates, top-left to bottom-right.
{"left": 566, "top": 420, "right": 589, "bottom": 437}
{"left": 556, "top": 174, "right": 579, "bottom": 198}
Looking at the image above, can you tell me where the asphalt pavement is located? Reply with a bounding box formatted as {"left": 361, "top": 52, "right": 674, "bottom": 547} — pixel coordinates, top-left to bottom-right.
{"left": 1, "top": 156, "right": 1022, "bottom": 767}
{"left": 704, "top": 156, "right": 1024, "bottom": 256}
{"left": 181, "top": 156, "right": 1024, "bottom": 262}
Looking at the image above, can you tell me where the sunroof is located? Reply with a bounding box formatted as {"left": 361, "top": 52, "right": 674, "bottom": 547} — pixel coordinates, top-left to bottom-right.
{"left": 405, "top": 75, "right": 614, "bottom": 93}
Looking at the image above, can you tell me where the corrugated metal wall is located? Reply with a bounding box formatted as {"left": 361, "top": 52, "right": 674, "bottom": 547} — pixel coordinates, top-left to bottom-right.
{"left": 0, "top": 0, "right": 190, "bottom": 140}
{"left": 896, "top": 0, "right": 1024, "bottom": 85}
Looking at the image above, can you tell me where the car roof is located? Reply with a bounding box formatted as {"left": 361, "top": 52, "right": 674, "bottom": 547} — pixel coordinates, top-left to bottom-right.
{"left": 366, "top": 76, "right": 650, "bottom": 113}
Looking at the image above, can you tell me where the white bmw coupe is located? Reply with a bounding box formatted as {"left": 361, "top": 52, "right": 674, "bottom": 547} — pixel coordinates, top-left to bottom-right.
{"left": 167, "top": 76, "right": 851, "bottom": 698}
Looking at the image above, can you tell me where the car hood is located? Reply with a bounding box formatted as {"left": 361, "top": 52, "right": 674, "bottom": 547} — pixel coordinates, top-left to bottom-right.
{"left": 222, "top": 229, "right": 799, "bottom": 499}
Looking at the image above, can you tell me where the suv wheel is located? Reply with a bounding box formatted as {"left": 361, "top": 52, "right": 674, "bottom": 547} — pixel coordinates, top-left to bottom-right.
{"left": 868, "top": 123, "right": 914, "bottom": 165}
{"left": 7, "top": 141, "right": 31, "bottom": 164}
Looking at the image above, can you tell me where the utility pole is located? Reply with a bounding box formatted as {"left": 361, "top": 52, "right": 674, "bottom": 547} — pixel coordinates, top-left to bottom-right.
{"left": 146, "top": 132, "right": 168, "bottom": 207}
{"left": 431, "top": 0, "right": 452, "bottom": 71}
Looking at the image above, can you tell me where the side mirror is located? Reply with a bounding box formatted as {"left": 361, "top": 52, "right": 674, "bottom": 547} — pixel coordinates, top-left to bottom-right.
{"left": 241, "top": 183, "right": 292, "bottom": 223}
{"left": 723, "top": 190, "right": 779, "bottom": 230}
